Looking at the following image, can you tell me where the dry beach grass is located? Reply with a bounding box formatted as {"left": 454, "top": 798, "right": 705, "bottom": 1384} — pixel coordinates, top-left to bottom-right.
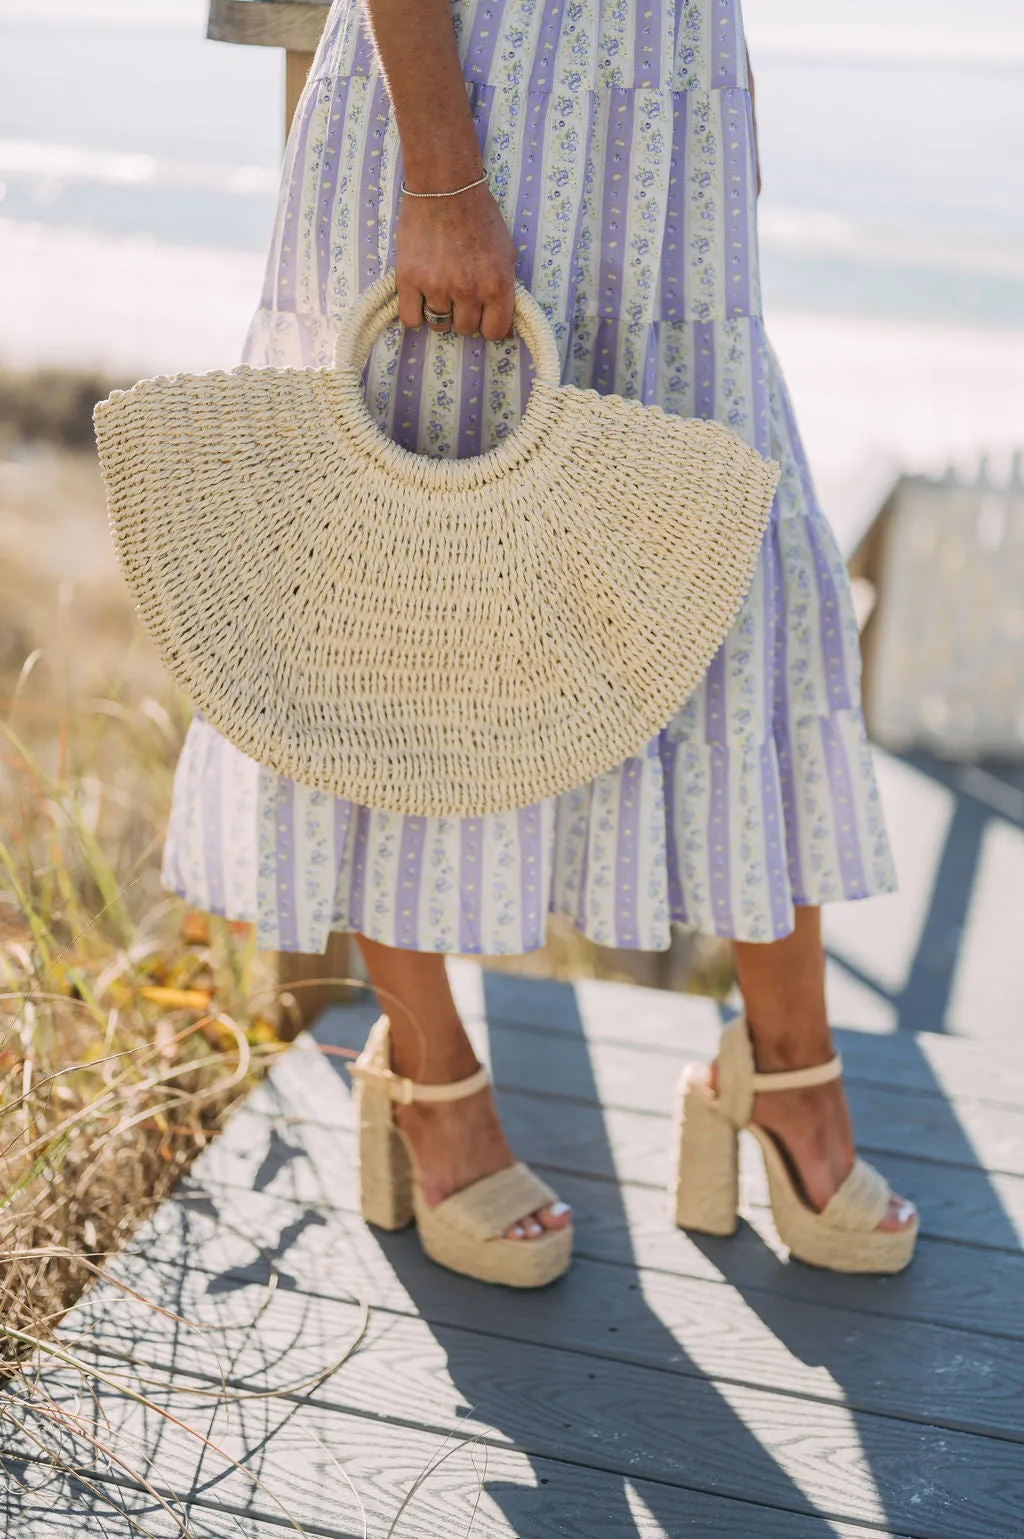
{"left": 0, "top": 385, "right": 312, "bottom": 1518}
{"left": 0, "top": 373, "right": 734, "bottom": 1527}
{"left": 0, "top": 641, "right": 288, "bottom": 1373}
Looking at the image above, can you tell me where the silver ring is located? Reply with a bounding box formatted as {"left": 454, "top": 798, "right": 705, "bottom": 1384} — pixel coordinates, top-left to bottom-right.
{"left": 423, "top": 302, "right": 454, "bottom": 327}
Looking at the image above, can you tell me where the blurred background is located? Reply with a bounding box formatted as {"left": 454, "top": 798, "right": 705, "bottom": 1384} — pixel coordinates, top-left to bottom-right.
{"left": 1, "top": 0, "right": 1022, "bottom": 1034}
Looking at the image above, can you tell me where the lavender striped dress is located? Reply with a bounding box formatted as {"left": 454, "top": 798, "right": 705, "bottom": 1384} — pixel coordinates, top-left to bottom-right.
{"left": 161, "top": 0, "right": 897, "bottom": 955}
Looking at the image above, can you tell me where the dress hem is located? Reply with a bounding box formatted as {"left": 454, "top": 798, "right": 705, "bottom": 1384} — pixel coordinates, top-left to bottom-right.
{"left": 161, "top": 877, "right": 898, "bottom": 957}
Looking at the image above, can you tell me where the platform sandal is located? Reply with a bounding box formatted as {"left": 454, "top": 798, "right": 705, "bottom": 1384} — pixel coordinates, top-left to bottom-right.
{"left": 671, "top": 1017, "right": 918, "bottom": 1274}
{"left": 350, "top": 1014, "right": 573, "bottom": 1288}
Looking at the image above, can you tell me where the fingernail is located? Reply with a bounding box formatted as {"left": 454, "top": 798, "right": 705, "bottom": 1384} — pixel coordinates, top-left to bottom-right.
{"left": 549, "top": 1201, "right": 571, "bottom": 1219}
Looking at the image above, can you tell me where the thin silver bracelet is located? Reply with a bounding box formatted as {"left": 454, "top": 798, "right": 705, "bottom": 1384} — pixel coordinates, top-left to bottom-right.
{"left": 400, "top": 171, "right": 488, "bottom": 199}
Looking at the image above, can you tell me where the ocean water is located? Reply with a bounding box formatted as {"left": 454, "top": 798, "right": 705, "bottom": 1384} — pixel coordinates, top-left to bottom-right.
{"left": 0, "top": 0, "right": 1022, "bottom": 329}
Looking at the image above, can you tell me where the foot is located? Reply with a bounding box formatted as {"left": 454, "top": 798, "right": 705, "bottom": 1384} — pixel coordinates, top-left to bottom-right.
{"left": 707, "top": 1056, "right": 916, "bottom": 1234}
{"left": 394, "top": 1082, "right": 572, "bottom": 1243}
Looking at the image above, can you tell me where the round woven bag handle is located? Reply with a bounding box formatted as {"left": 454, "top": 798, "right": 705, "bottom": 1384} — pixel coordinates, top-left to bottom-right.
{"left": 334, "top": 267, "right": 562, "bottom": 386}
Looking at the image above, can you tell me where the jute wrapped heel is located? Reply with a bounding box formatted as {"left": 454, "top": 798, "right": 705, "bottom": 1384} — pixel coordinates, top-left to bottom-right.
{"left": 672, "top": 1067, "right": 740, "bottom": 1237}
{"left": 356, "top": 1062, "right": 414, "bottom": 1232}
{"left": 671, "top": 1018, "right": 918, "bottom": 1274}
{"left": 351, "top": 1015, "right": 573, "bottom": 1288}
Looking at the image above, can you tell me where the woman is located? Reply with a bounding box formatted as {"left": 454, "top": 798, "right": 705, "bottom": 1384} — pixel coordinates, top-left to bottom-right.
{"left": 163, "top": 0, "right": 918, "bottom": 1284}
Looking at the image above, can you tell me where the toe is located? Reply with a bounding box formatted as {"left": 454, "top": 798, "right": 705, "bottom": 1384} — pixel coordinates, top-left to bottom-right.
{"left": 503, "top": 1203, "right": 572, "bottom": 1240}
{"left": 536, "top": 1201, "right": 572, "bottom": 1232}
{"left": 878, "top": 1194, "right": 917, "bottom": 1232}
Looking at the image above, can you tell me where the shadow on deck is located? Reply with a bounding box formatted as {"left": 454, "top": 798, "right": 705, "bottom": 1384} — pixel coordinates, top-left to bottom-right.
{"left": 3, "top": 750, "right": 1023, "bottom": 1538}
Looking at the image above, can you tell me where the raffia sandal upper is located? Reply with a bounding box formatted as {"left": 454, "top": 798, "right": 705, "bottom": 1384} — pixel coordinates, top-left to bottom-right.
{"left": 352, "top": 1014, "right": 572, "bottom": 1288}
{"left": 673, "top": 1017, "right": 918, "bottom": 1274}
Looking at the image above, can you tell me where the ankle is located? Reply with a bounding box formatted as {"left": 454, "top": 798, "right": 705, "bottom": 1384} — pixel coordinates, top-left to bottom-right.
{"left": 388, "top": 1015, "right": 480, "bottom": 1086}
{"left": 743, "top": 1013, "right": 834, "bottom": 1077}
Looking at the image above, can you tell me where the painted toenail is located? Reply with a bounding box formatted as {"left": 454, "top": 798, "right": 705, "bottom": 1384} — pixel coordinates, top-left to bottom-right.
{"left": 895, "top": 1200, "right": 916, "bottom": 1224}
{"left": 549, "top": 1202, "right": 571, "bottom": 1219}
{"left": 511, "top": 1225, "right": 525, "bottom": 1239}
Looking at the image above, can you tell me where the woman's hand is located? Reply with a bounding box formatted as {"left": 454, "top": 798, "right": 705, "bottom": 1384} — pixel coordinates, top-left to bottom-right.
{"left": 395, "top": 181, "right": 517, "bottom": 341}
{"left": 362, "top": 0, "right": 515, "bottom": 337}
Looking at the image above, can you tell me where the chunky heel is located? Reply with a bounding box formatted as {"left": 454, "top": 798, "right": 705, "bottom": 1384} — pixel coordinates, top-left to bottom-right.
{"left": 668, "top": 1018, "right": 919, "bottom": 1275}
{"left": 671, "top": 1066, "right": 739, "bottom": 1237}
{"left": 353, "top": 1012, "right": 414, "bottom": 1230}
{"left": 357, "top": 1082, "right": 414, "bottom": 1231}
{"left": 351, "top": 1014, "right": 573, "bottom": 1288}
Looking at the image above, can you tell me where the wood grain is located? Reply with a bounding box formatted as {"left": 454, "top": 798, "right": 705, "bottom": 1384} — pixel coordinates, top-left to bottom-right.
{"left": 99, "top": 1195, "right": 1024, "bottom": 1442}
{"left": 208, "top": 1081, "right": 1024, "bottom": 1253}
{"left": 0, "top": 1469, "right": 284, "bottom": 1539}
{"left": 2, "top": 1367, "right": 901, "bottom": 1539}
{"left": 443, "top": 957, "right": 1024, "bottom": 1104}
{"left": 148, "top": 1170, "right": 1024, "bottom": 1342}
{"left": 25, "top": 962, "right": 1023, "bottom": 1538}
{"left": 259, "top": 1015, "right": 1024, "bottom": 1185}
{"left": 208, "top": 0, "right": 329, "bottom": 51}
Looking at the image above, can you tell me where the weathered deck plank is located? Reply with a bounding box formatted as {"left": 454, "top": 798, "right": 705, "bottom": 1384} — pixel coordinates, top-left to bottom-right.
{"left": 222, "top": 1059, "right": 1024, "bottom": 1252}
{"left": 444, "top": 958, "right": 1024, "bottom": 1102}
{"left": 3, "top": 1373, "right": 904, "bottom": 1539}
{"left": 301, "top": 1002, "right": 1024, "bottom": 1175}
{"left": 140, "top": 1175, "right": 1024, "bottom": 1341}
{"left": 71, "top": 1230, "right": 1024, "bottom": 1444}
{"left": 8, "top": 962, "right": 1023, "bottom": 1538}
{"left": 1, "top": 1475, "right": 287, "bottom": 1539}
{"left": 208, "top": 0, "right": 329, "bottom": 50}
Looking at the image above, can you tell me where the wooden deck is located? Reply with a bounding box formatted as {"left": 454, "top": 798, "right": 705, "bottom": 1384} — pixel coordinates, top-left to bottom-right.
{"left": 4, "top": 749, "right": 1024, "bottom": 1538}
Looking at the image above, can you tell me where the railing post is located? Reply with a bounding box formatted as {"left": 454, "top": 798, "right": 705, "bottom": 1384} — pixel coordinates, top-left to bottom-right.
{"left": 207, "top": 2, "right": 360, "bottom": 1034}
{"left": 285, "top": 49, "right": 316, "bottom": 136}
{"left": 207, "top": 2, "right": 329, "bottom": 136}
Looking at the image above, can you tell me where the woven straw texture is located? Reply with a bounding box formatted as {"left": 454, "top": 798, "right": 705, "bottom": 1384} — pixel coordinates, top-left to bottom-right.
{"left": 672, "top": 1019, "right": 918, "bottom": 1274}
{"left": 94, "top": 270, "right": 780, "bottom": 818}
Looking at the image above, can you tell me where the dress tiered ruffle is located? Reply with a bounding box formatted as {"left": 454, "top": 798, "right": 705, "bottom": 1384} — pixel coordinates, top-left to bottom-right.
{"left": 162, "top": 0, "right": 896, "bottom": 952}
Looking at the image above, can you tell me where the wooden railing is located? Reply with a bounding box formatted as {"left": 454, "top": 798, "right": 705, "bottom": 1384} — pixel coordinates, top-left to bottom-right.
{"left": 208, "top": 0, "right": 357, "bottom": 1034}
{"left": 208, "top": 0, "right": 330, "bottom": 133}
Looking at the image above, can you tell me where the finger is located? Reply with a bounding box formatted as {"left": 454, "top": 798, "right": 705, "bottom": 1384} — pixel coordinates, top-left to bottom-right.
{"left": 397, "top": 277, "right": 428, "bottom": 330}
{"left": 422, "top": 289, "right": 454, "bottom": 333}
{"left": 452, "top": 296, "right": 483, "bottom": 337}
{"left": 481, "top": 288, "right": 515, "bottom": 343}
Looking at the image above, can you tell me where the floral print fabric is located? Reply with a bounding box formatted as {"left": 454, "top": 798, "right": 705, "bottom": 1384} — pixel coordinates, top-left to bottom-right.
{"left": 161, "top": 0, "right": 897, "bottom": 953}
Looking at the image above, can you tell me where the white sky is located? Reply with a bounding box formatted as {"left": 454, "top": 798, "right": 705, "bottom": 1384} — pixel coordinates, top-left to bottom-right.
{"left": 743, "top": 0, "right": 1024, "bottom": 60}
{"left": 4, "top": 0, "right": 1024, "bottom": 61}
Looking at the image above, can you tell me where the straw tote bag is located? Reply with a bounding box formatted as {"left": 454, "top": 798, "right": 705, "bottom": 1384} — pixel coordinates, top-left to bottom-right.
{"left": 94, "top": 270, "right": 780, "bottom": 818}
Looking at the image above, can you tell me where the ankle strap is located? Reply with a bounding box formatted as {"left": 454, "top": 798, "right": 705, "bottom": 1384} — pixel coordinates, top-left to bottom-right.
{"left": 351, "top": 1059, "right": 491, "bottom": 1107}
{"left": 750, "top": 1054, "right": 843, "bottom": 1093}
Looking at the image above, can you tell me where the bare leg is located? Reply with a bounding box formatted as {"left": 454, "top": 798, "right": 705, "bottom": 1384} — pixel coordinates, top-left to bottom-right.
{"left": 354, "top": 934, "right": 571, "bottom": 1240}
{"left": 715, "top": 906, "right": 915, "bottom": 1232}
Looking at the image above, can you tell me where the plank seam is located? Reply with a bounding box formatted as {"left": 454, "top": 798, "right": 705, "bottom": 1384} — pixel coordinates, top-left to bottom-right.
{"left": 168, "top": 1177, "right": 1024, "bottom": 1342}
{"left": 244, "top": 1084, "right": 1024, "bottom": 1184}
{"left": 11, "top": 1364, "right": 933, "bottom": 1538}
{"left": 187, "top": 1151, "right": 1024, "bottom": 1257}
{"left": 82, "top": 1266, "right": 1024, "bottom": 1446}
{"left": 467, "top": 1010, "right": 1024, "bottom": 1112}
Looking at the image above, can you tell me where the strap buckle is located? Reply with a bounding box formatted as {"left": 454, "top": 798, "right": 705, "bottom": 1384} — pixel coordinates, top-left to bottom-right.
{"left": 381, "top": 1067, "right": 417, "bottom": 1105}
{"left": 350, "top": 1061, "right": 416, "bottom": 1105}
{"left": 351, "top": 1057, "right": 490, "bottom": 1105}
